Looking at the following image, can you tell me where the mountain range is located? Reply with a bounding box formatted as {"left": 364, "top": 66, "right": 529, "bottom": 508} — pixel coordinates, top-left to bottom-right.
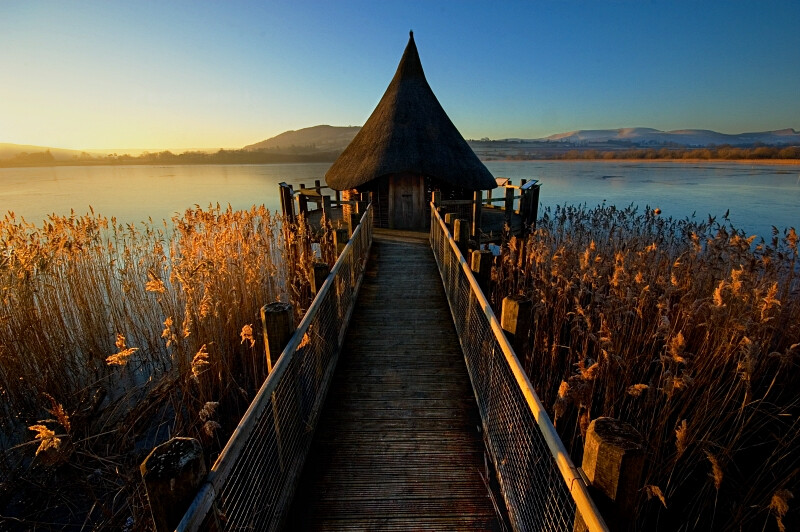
{"left": 2, "top": 125, "right": 798, "bottom": 163}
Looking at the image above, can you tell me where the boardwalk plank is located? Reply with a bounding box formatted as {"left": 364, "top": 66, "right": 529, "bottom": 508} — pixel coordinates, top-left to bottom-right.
{"left": 287, "top": 232, "right": 501, "bottom": 531}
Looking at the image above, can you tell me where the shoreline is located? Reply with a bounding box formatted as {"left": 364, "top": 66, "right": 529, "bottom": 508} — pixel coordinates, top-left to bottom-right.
{"left": 3, "top": 158, "right": 800, "bottom": 169}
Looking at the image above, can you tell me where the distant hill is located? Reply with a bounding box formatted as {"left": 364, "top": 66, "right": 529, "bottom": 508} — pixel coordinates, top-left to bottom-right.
{"left": 243, "top": 125, "right": 360, "bottom": 153}
{"left": 0, "top": 143, "right": 95, "bottom": 161}
{"left": 534, "top": 128, "right": 800, "bottom": 147}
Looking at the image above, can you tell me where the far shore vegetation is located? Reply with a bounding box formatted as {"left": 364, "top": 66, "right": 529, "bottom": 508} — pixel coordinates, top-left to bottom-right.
{"left": 2, "top": 144, "right": 799, "bottom": 167}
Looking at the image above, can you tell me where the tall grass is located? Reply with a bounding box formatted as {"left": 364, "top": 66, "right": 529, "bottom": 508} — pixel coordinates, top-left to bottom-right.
{"left": 0, "top": 204, "right": 334, "bottom": 528}
{"left": 492, "top": 203, "right": 799, "bottom": 531}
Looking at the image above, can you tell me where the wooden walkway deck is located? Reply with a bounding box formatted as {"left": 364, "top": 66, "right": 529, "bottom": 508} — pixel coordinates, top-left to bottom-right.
{"left": 287, "top": 229, "right": 501, "bottom": 530}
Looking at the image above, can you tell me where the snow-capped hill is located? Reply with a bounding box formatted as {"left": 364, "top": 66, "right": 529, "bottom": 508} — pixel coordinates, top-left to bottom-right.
{"left": 539, "top": 128, "right": 800, "bottom": 147}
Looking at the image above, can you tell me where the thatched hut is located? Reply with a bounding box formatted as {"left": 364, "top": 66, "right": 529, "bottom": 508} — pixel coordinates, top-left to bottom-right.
{"left": 325, "top": 32, "right": 496, "bottom": 230}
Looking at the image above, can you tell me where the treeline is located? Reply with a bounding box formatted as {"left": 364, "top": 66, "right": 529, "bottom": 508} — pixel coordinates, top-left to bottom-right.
{"left": 553, "top": 145, "right": 800, "bottom": 160}
{"left": 0, "top": 148, "right": 342, "bottom": 167}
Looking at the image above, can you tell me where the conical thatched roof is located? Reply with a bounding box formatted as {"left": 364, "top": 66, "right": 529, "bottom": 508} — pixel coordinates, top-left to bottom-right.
{"left": 325, "top": 32, "right": 495, "bottom": 191}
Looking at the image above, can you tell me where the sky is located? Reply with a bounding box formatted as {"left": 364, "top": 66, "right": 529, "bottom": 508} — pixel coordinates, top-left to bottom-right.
{"left": 1, "top": 0, "right": 799, "bottom": 151}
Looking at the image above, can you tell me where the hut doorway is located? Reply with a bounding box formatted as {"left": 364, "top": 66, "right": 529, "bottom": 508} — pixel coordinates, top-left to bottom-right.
{"left": 388, "top": 174, "right": 425, "bottom": 229}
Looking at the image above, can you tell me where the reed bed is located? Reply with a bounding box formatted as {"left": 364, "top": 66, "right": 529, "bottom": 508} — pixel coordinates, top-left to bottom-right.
{"left": 492, "top": 203, "right": 799, "bottom": 531}
{"left": 0, "top": 204, "right": 334, "bottom": 529}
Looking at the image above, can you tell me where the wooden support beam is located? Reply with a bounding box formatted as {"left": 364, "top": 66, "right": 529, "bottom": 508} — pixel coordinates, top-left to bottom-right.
{"left": 140, "top": 438, "right": 206, "bottom": 532}
{"left": 314, "top": 179, "right": 322, "bottom": 194}
{"left": 575, "top": 417, "right": 644, "bottom": 532}
{"left": 261, "top": 302, "right": 295, "bottom": 373}
{"left": 298, "top": 193, "right": 309, "bottom": 216}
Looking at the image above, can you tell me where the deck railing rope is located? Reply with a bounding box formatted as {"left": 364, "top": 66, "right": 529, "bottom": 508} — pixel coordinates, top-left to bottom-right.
{"left": 429, "top": 204, "right": 608, "bottom": 532}
{"left": 177, "top": 205, "right": 373, "bottom": 532}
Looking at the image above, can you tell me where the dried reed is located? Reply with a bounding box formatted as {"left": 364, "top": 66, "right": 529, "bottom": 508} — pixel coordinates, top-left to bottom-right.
{"left": 492, "top": 203, "right": 799, "bottom": 531}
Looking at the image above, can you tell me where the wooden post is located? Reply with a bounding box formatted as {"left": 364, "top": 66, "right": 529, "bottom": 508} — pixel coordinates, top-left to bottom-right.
{"left": 140, "top": 437, "right": 206, "bottom": 532}
{"left": 576, "top": 417, "right": 645, "bottom": 531}
{"left": 471, "top": 249, "right": 493, "bottom": 294}
{"left": 334, "top": 227, "right": 349, "bottom": 255}
{"left": 314, "top": 179, "right": 321, "bottom": 194}
{"left": 453, "top": 218, "right": 469, "bottom": 255}
{"left": 335, "top": 189, "right": 341, "bottom": 202}
{"left": 472, "top": 190, "right": 482, "bottom": 246}
{"left": 322, "top": 195, "right": 332, "bottom": 221}
{"left": 500, "top": 295, "right": 532, "bottom": 355}
{"left": 529, "top": 184, "right": 540, "bottom": 229}
{"left": 349, "top": 211, "right": 361, "bottom": 236}
{"left": 298, "top": 193, "right": 309, "bottom": 216}
{"left": 311, "top": 262, "right": 330, "bottom": 295}
{"left": 444, "top": 212, "right": 457, "bottom": 234}
{"left": 504, "top": 186, "right": 514, "bottom": 224}
{"left": 432, "top": 190, "right": 442, "bottom": 206}
{"left": 261, "top": 302, "right": 295, "bottom": 373}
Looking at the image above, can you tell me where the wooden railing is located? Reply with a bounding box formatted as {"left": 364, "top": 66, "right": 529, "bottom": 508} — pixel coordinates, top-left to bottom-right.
{"left": 172, "top": 205, "right": 373, "bottom": 531}
{"left": 429, "top": 203, "right": 609, "bottom": 532}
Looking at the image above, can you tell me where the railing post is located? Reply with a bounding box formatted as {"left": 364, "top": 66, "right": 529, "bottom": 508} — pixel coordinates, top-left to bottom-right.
{"left": 472, "top": 190, "right": 482, "bottom": 247}
{"left": 505, "top": 186, "right": 514, "bottom": 224}
{"left": 334, "top": 227, "right": 349, "bottom": 255}
{"left": 140, "top": 437, "right": 206, "bottom": 532}
{"left": 298, "top": 193, "right": 309, "bottom": 216}
{"left": 432, "top": 190, "right": 442, "bottom": 206}
{"left": 500, "top": 295, "right": 532, "bottom": 355}
{"left": 314, "top": 179, "right": 322, "bottom": 195}
{"left": 349, "top": 211, "right": 361, "bottom": 237}
{"left": 454, "top": 218, "right": 470, "bottom": 255}
{"left": 575, "top": 417, "right": 644, "bottom": 532}
{"left": 261, "top": 302, "right": 295, "bottom": 374}
{"left": 322, "top": 195, "right": 332, "bottom": 220}
{"left": 444, "top": 213, "right": 457, "bottom": 234}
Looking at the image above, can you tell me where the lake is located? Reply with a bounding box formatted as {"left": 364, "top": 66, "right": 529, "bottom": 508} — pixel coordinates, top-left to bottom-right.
{"left": 1, "top": 161, "right": 798, "bottom": 239}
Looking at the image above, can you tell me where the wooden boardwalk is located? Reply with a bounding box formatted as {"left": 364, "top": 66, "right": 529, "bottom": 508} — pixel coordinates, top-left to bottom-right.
{"left": 288, "top": 229, "right": 501, "bottom": 530}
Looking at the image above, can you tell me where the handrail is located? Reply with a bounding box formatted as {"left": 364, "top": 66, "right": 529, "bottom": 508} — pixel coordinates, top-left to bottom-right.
{"left": 429, "top": 203, "right": 608, "bottom": 532}
{"left": 177, "top": 205, "right": 373, "bottom": 531}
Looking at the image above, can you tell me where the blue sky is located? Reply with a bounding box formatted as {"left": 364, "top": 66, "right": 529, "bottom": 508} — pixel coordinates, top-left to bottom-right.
{"left": 1, "top": 0, "right": 798, "bottom": 150}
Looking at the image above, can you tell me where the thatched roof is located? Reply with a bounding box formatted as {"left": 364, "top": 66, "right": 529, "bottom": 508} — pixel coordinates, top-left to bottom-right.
{"left": 325, "top": 32, "right": 496, "bottom": 191}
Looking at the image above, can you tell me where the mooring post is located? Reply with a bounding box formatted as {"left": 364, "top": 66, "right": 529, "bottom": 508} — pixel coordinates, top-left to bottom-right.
{"left": 140, "top": 437, "right": 206, "bottom": 532}
{"left": 504, "top": 186, "right": 515, "bottom": 224}
{"left": 471, "top": 249, "right": 493, "bottom": 295}
{"left": 528, "top": 184, "right": 540, "bottom": 229}
{"left": 472, "top": 190, "right": 483, "bottom": 246}
{"left": 575, "top": 417, "right": 645, "bottom": 532}
{"left": 500, "top": 295, "right": 532, "bottom": 355}
{"left": 454, "top": 218, "right": 470, "bottom": 255}
{"left": 261, "top": 302, "right": 295, "bottom": 373}
{"left": 311, "top": 262, "right": 330, "bottom": 295}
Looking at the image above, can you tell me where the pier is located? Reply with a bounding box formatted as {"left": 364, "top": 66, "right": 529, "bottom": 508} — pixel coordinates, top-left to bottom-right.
{"left": 155, "top": 202, "right": 615, "bottom": 532}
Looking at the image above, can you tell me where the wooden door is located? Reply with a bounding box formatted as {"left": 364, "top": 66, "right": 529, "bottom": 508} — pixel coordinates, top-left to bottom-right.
{"left": 389, "top": 174, "right": 421, "bottom": 229}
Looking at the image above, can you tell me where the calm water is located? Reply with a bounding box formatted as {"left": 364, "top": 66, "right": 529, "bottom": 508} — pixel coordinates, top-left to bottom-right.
{"left": 1, "top": 161, "right": 798, "bottom": 239}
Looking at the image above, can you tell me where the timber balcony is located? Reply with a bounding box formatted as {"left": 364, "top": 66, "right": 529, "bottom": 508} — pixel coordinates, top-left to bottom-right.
{"left": 140, "top": 199, "right": 646, "bottom": 532}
